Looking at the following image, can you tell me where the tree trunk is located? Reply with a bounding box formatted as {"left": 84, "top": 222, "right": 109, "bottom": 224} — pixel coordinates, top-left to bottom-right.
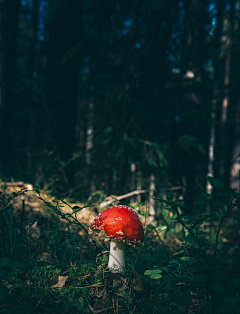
{"left": 148, "top": 173, "right": 155, "bottom": 223}
{"left": 230, "top": 91, "right": 240, "bottom": 192}
{"left": 181, "top": 0, "right": 206, "bottom": 210}
{"left": 218, "top": 0, "right": 234, "bottom": 185}
{"left": 0, "top": 0, "right": 20, "bottom": 174}
{"left": 130, "top": 162, "right": 136, "bottom": 203}
{"left": 206, "top": 0, "right": 223, "bottom": 195}
{"left": 45, "top": 0, "right": 83, "bottom": 186}
{"left": 26, "top": 0, "right": 40, "bottom": 174}
{"left": 85, "top": 100, "right": 94, "bottom": 167}
{"left": 84, "top": 97, "right": 95, "bottom": 192}
{"left": 206, "top": 101, "right": 217, "bottom": 195}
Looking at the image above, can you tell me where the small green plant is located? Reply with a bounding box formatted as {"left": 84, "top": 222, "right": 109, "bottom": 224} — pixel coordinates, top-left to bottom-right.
{"left": 36, "top": 190, "right": 104, "bottom": 255}
{"left": 144, "top": 177, "right": 240, "bottom": 314}
{"left": 1, "top": 178, "right": 240, "bottom": 313}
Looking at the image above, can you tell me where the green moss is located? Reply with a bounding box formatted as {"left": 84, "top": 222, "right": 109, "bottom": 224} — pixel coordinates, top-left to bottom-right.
{"left": 1, "top": 187, "right": 240, "bottom": 313}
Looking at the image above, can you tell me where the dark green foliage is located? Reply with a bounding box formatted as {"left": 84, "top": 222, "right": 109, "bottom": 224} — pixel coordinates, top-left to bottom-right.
{"left": 0, "top": 178, "right": 239, "bottom": 313}
{"left": 1, "top": 0, "right": 240, "bottom": 311}
{"left": 0, "top": 0, "right": 226, "bottom": 209}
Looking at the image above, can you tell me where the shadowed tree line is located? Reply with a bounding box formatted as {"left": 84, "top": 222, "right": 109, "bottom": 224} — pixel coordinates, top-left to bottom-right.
{"left": 0, "top": 0, "right": 240, "bottom": 212}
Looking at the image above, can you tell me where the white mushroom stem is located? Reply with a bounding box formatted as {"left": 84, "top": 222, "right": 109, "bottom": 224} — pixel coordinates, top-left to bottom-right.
{"left": 108, "top": 239, "right": 125, "bottom": 273}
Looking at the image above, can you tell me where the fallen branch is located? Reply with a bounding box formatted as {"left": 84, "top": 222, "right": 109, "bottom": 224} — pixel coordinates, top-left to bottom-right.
{"left": 0, "top": 181, "right": 24, "bottom": 186}
{"left": 99, "top": 190, "right": 148, "bottom": 208}
{"left": 99, "top": 185, "right": 185, "bottom": 208}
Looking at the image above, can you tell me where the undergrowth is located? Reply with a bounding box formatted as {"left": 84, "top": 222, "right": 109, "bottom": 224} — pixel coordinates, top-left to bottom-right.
{"left": 0, "top": 177, "right": 240, "bottom": 313}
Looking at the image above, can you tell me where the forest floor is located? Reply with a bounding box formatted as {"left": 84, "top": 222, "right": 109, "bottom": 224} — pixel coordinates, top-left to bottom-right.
{"left": 0, "top": 181, "right": 240, "bottom": 314}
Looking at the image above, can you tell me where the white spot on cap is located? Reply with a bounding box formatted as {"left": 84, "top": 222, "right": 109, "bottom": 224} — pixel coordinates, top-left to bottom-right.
{"left": 115, "top": 217, "right": 122, "bottom": 220}
{"left": 116, "top": 231, "right": 124, "bottom": 235}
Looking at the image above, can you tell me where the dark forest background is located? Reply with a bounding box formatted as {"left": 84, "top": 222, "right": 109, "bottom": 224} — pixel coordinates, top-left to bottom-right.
{"left": 1, "top": 0, "right": 240, "bottom": 209}
{"left": 1, "top": 1, "right": 240, "bottom": 313}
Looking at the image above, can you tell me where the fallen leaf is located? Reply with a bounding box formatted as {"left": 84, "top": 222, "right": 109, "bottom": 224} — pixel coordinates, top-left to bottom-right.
{"left": 38, "top": 252, "right": 52, "bottom": 263}
{"left": 51, "top": 276, "right": 69, "bottom": 288}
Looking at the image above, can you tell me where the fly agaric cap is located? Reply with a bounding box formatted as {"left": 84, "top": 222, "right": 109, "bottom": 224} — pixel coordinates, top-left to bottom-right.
{"left": 89, "top": 205, "right": 144, "bottom": 245}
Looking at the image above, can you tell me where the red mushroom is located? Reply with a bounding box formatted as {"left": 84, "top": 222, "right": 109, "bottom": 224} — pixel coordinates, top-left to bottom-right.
{"left": 88, "top": 205, "right": 144, "bottom": 273}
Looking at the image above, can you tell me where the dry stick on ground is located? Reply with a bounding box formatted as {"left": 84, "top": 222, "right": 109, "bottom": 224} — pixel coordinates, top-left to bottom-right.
{"left": 99, "top": 185, "right": 185, "bottom": 209}
{"left": 28, "top": 298, "right": 43, "bottom": 314}
{"left": 99, "top": 190, "right": 148, "bottom": 208}
{"left": 1, "top": 181, "right": 184, "bottom": 202}
{"left": 0, "top": 182, "right": 25, "bottom": 186}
